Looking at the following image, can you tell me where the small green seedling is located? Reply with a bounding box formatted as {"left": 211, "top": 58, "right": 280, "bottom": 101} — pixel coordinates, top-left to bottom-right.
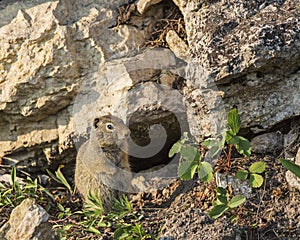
{"left": 46, "top": 165, "right": 74, "bottom": 194}
{"left": 279, "top": 158, "right": 300, "bottom": 178}
{"left": 114, "top": 223, "right": 151, "bottom": 240}
{"left": 203, "top": 108, "right": 251, "bottom": 167}
{"left": 208, "top": 187, "right": 246, "bottom": 219}
{"left": 169, "top": 133, "right": 213, "bottom": 182}
{"left": 236, "top": 161, "right": 266, "bottom": 188}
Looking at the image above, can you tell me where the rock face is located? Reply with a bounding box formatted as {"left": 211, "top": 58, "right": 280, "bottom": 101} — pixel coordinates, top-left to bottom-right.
{"left": 0, "top": 199, "right": 56, "bottom": 240}
{"left": 0, "top": 0, "right": 299, "bottom": 175}
{"left": 181, "top": 0, "right": 300, "bottom": 133}
{"left": 0, "top": 0, "right": 165, "bottom": 171}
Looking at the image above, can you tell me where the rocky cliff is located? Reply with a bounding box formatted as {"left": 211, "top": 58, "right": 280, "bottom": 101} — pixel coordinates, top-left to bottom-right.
{"left": 0, "top": 0, "right": 299, "bottom": 174}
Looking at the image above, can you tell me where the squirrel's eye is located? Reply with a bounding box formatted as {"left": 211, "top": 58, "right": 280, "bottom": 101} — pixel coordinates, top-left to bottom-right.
{"left": 106, "top": 123, "right": 114, "bottom": 130}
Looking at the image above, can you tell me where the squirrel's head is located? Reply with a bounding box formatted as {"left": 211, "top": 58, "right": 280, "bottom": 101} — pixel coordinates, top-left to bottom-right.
{"left": 92, "top": 115, "right": 130, "bottom": 148}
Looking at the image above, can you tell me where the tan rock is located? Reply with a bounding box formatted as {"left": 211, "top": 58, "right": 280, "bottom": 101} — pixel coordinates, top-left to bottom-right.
{"left": 285, "top": 147, "right": 300, "bottom": 191}
{"left": 0, "top": 199, "right": 57, "bottom": 240}
{"left": 166, "top": 30, "right": 189, "bottom": 62}
{"left": 251, "top": 132, "right": 283, "bottom": 154}
{"left": 136, "top": 0, "right": 163, "bottom": 15}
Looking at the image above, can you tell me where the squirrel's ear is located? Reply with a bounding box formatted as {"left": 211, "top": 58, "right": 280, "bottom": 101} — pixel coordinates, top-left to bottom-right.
{"left": 93, "top": 117, "right": 100, "bottom": 129}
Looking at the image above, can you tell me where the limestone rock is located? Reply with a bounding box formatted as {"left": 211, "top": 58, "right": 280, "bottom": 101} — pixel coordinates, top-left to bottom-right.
{"left": 284, "top": 119, "right": 300, "bottom": 159}
{"left": 0, "top": 0, "right": 163, "bottom": 170}
{"left": 285, "top": 147, "right": 300, "bottom": 191}
{"left": 0, "top": 174, "right": 24, "bottom": 185}
{"left": 131, "top": 164, "right": 178, "bottom": 192}
{"left": 180, "top": 0, "right": 300, "bottom": 133}
{"left": 216, "top": 172, "right": 252, "bottom": 198}
{"left": 0, "top": 1, "right": 79, "bottom": 167}
{"left": 251, "top": 132, "right": 284, "bottom": 154}
{"left": 0, "top": 199, "right": 56, "bottom": 240}
{"left": 166, "top": 30, "right": 189, "bottom": 62}
{"left": 73, "top": 48, "right": 189, "bottom": 176}
{"left": 137, "top": 0, "right": 163, "bottom": 15}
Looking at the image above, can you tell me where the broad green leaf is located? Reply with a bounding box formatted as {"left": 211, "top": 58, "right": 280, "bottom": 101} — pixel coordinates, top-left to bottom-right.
{"left": 250, "top": 173, "right": 264, "bottom": 188}
{"left": 178, "top": 160, "right": 198, "bottom": 180}
{"left": 202, "top": 138, "right": 224, "bottom": 157}
{"left": 236, "top": 170, "right": 249, "bottom": 180}
{"left": 279, "top": 159, "right": 300, "bottom": 178}
{"left": 202, "top": 138, "right": 219, "bottom": 147}
{"left": 216, "top": 187, "right": 227, "bottom": 196}
{"left": 209, "top": 146, "right": 222, "bottom": 157}
{"left": 228, "top": 135, "right": 251, "bottom": 157}
{"left": 198, "top": 162, "right": 213, "bottom": 182}
{"left": 228, "top": 195, "right": 246, "bottom": 208}
{"left": 217, "top": 195, "right": 228, "bottom": 205}
{"left": 249, "top": 161, "right": 266, "bottom": 174}
{"left": 202, "top": 137, "right": 225, "bottom": 148}
{"left": 225, "top": 130, "right": 235, "bottom": 143}
{"left": 180, "top": 145, "right": 199, "bottom": 162}
{"left": 227, "top": 108, "right": 241, "bottom": 135}
{"left": 168, "top": 142, "right": 182, "bottom": 157}
{"left": 202, "top": 172, "right": 213, "bottom": 183}
{"left": 208, "top": 204, "right": 229, "bottom": 219}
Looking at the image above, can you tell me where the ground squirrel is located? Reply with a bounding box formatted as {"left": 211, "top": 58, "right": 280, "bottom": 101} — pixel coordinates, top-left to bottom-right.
{"left": 75, "top": 115, "right": 132, "bottom": 211}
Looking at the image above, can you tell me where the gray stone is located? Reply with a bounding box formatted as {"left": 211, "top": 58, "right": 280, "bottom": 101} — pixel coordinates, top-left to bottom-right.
{"left": 166, "top": 30, "right": 189, "bottom": 62}
{"left": 251, "top": 132, "right": 283, "bottom": 154}
{"left": 136, "top": 0, "right": 163, "bottom": 15}
{"left": 0, "top": 199, "right": 57, "bottom": 240}
{"left": 0, "top": 0, "right": 163, "bottom": 169}
{"left": 0, "top": 174, "right": 24, "bottom": 185}
{"left": 285, "top": 147, "right": 300, "bottom": 191}
{"left": 181, "top": 0, "right": 300, "bottom": 133}
{"left": 215, "top": 172, "right": 252, "bottom": 198}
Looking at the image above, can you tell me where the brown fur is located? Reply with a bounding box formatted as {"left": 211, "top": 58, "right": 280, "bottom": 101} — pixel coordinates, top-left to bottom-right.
{"left": 74, "top": 115, "right": 131, "bottom": 211}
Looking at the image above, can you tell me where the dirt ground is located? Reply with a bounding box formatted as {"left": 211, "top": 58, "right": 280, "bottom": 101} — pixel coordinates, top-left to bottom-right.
{"left": 133, "top": 153, "right": 300, "bottom": 240}
{"left": 1, "top": 146, "right": 299, "bottom": 240}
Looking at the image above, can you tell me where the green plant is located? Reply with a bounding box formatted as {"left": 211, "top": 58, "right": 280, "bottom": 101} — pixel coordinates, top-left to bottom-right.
{"left": 169, "top": 132, "right": 213, "bottom": 182}
{"left": 112, "top": 194, "right": 132, "bottom": 216}
{"left": 114, "top": 223, "right": 151, "bottom": 240}
{"left": 1, "top": 166, "right": 154, "bottom": 239}
{"left": 57, "top": 202, "right": 73, "bottom": 219}
{"left": 208, "top": 187, "right": 246, "bottom": 219}
{"left": 168, "top": 108, "right": 254, "bottom": 221}
{"left": 236, "top": 161, "right": 266, "bottom": 188}
{"left": 46, "top": 166, "right": 154, "bottom": 239}
{"left": 46, "top": 165, "right": 74, "bottom": 194}
{"left": 77, "top": 192, "right": 151, "bottom": 239}
{"left": 279, "top": 158, "right": 300, "bottom": 178}
{"left": 109, "top": 195, "right": 151, "bottom": 240}
{"left": 0, "top": 166, "right": 54, "bottom": 208}
{"left": 203, "top": 108, "right": 251, "bottom": 167}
